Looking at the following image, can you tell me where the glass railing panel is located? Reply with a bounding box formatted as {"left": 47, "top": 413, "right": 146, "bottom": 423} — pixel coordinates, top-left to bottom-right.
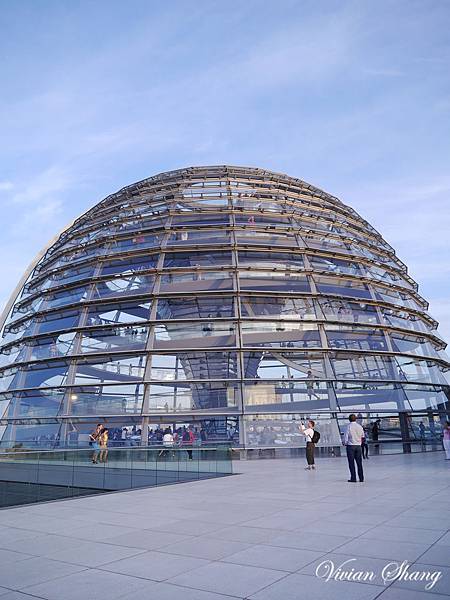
{"left": 0, "top": 446, "right": 232, "bottom": 508}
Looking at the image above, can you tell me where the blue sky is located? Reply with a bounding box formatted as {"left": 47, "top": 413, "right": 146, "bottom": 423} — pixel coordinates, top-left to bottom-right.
{"left": 1, "top": 0, "right": 450, "bottom": 337}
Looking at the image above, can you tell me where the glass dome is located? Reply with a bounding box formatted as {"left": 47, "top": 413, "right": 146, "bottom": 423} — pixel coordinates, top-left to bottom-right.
{"left": 0, "top": 165, "right": 448, "bottom": 448}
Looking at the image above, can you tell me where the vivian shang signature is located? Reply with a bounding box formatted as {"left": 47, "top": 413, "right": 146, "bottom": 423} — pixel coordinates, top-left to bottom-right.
{"left": 315, "top": 558, "right": 442, "bottom": 591}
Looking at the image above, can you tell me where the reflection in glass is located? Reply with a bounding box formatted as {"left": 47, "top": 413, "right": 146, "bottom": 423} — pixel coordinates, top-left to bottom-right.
{"left": 80, "top": 326, "right": 149, "bottom": 354}
{"left": 240, "top": 297, "right": 315, "bottom": 319}
{"left": 241, "top": 321, "right": 321, "bottom": 348}
{"left": 67, "top": 384, "right": 144, "bottom": 415}
{"left": 239, "top": 271, "right": 310, "bottom": 293}
{"left": 159, "top": 270, "right": 234, "bottom": 292}
{"left": 100, "top": 255, "right": 158, "bottom": 276}
{"left": 238, "top": 251, "right": 304, "bottom": 270}
{"left": 73, "top": 354, "right": 147, "bottom": 384}
{"left": 150, "top": 352, "right": 239, "bottom": 380}
{"left": 326, "top": 326, "right": 387, "bottom": 351}
{"left": 153, "top": 321, "right": 236, "bottom": 350}
{"left": 36, "top": 310, "right": 79, "bottom": 335}
{"left": 5, "top": 389, "right": 65, "bottom": 418}
{"left": 156, "top": 296, "right": 235, "bottom": 319}
{"left": 331, "top": 353, "right": 397, "bottom": 380}
{"left": 85, "top": 301, "right": 151, "bottom": 326}
{"left": 318, "top": 299, "right": 379, "bottom": 324}
{"left": 164, "top": 251, "right": 232, "bottom": 269}
{"left": 148, "top": 382, "right": 238, "bottom": 411}
{"left": 315, "top": 276, "right": 371, "bottom": 299}
{"left": 243, "top": 351, "right": 326, "bottom": 379}
{"left": 17, "top": 361, "right": 71, "bottom": 389}
{"left": 390, "top": 332, "right": 439, "bottom": 358}
{"left": 92, "top": 275, "right": 154, "bottom": 300}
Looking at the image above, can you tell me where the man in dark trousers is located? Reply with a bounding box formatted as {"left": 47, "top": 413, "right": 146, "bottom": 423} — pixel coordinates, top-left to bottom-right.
{"left": 343, "top": 414, "right": 364, "bottom": 482}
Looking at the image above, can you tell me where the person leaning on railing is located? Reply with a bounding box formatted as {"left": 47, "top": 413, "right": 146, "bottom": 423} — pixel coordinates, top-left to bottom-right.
{"left": 89, "top": 424, "right": 102, "bottom": 464}
{"left": 99, "top": 428, "right": 109, "bottom": 463}
{"left": 158, "top": 428, "right": 175, "bottom": 458}
{"left": 181, "top": 427, "right": 195, "bottom": 460}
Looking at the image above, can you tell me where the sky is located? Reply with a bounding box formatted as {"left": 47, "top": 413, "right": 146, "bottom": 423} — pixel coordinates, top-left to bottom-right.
{"left": 1, "top": 0, "right": 450, "bottom": 337}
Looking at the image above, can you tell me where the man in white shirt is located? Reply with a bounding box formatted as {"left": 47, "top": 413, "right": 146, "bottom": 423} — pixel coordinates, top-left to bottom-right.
{"left": 343, "top": 414, "right": 365, "bottom": 482}
{"left": 159, "top": 428, "right": 175, "bottom": 458}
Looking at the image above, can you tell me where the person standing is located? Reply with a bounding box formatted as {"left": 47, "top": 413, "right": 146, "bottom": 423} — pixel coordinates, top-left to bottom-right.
{"left": 299, "top": 419, "right": 318, "bottom": 471}
{"left": 89, "top": 423, "right": 102, "bottom": 464}
{"left": 343, "top": 414, "right": 365, "bottom": 482}
{"left": 159, "top": 428, "right": 174, "bottom": 458}
{"left": 443, "top": 421, "right": 450, "bottom": 460}
{"left": 121, "top": 427, "right": 128, "bottom": 446}
{"left": 419, "top": 421, "right": 426, "bottom": 440}
{"left": 182, "top": 427, "right": 195, "bottom": 460}
{"left": 371, "top": 419, "right": 380, "bottom": 455}
{"left": 361, "top": 426, "right": 369, "bottom": 460}
{"left": 99, "top": 427, "right": 109, "bottom": 463}
{"left": 306, "top": 371, "right": 320, "bottom": 400}
{"left": 419, "top": 421, "right": 426, "bottom": 449}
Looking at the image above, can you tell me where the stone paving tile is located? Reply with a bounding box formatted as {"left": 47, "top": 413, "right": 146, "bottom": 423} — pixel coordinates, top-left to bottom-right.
{"left": 0, "top": 592, "right": 47, "bottom": 600}
{"left": 435, "top": 530, "right": 450, "bottom": 546}
{"left": 360, "top": 525, "right": 444, "bottom": 545}
{"left": 267, "top": 531, "right": 351, "bottom": 552}
{"left": 147, "top": 518, "right": 226, "bottom": 536}
{"left": 0, "top": 515, "right": 82, "bottom": 535}
{"left": 41, "top": 506, "right": 174, "bottom": 529}
{"left": 99, "top": 550, "right": 210, "bottom": 581}
{"left": 0, "top": 548, "right": 33, "bottom": 564}
{"left": 0, "top": 527, "right": 44, "bottom": 547}
{"left": 122, "top": 582, "right": 239, "bottom": 600}
{"left": 62, "top": 522, "right": 138, "bottom": 541}
{"left": 299, "top": 519, "right": 373, "bottom": 537}
{"left": 105, "top": 529, "right": 192, "bottom": 550}
{"left": 326, "top": 511, "right": 391, "bottom": 526}
{"left": 45, "top": 539, "right": 147, "bottom": 567}
{"left": 0, "top": 557, "right": 85, "bottom": 590}
{"left": 376, "top": 588, "right": 445, "bottom": 600}
{"left": 222, "top": 544, "right": 323, "bottom": 572}
{"left": 389, "top": 563, "right": 450, "bottom": 595}
{"left": 243, "top": 512, "right": 318, "bottom": 531}
{"left": 168, "top": 561, "right": 286, "bottom": 598}
{"left": 416, "top": 546, "right": 450, "bottom": 568}
{"left": 160, "top": 537, "right": 252, "bottom": 561}
{"left": 335, "top": 538, "right": 430, "bottom": 562}
{"left": 0, "top": 534, "right": 84, "bottom": 557}
{"left": 205, "top": 525, "right": 276, "bottom": 544}
{"left": 22, "top": 569, "right": 154, "bottom": 600}
{"left": 384, "top": 515, "right": 446, "bottom": 531}
{"left": 248, "top": 572, "right": 381, "bottom": 600}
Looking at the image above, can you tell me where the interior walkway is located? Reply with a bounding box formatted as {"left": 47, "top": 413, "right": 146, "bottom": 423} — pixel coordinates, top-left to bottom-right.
{"left": 0, "top": 451, "right": 449, "bottom": 600}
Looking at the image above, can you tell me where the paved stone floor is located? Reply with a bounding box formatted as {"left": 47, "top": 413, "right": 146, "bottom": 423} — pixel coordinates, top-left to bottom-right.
{"left": 0, "top": 451, "right": 449, "bottom": 600}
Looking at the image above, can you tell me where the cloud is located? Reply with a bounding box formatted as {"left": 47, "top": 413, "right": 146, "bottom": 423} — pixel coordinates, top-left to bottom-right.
{"left": 427, "top": 298, "right": 450, "bottom": 343}
{"left": 2, "top": 166, "right": 70, "bottom": 239}
{"left": 362, "top": 67, "right": 404, "bottom": 77}
{"left": 240, "top": 14, "right": 356, "bottom": 87}
{"left": 11, "top": 165, "right": 69, "bottom": 206}
{"left": 0, "top": 181, "right": 14, "bottom": 192}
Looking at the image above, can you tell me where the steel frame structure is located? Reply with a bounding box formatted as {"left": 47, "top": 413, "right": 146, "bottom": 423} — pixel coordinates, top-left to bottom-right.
{"left": 0, "top": 165, "right": 449, "bottom": 448}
